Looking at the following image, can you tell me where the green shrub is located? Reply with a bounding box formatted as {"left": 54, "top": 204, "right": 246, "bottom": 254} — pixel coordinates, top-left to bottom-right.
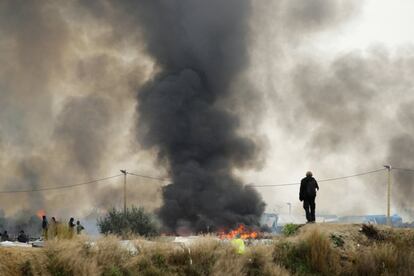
{"left": 273, "top": 241, "right": 312, "bottom": 274}
{"left": 282, "top": 223, "right": 301, "bottom": 236}
{"left": 97, "top": 206, "right": 159, "bottom": 237}
{"left": 330, "top": 233, "right": 345, "bottom": 247}
{"left": 103, "top": 266, "right": 124, "bottom": 276}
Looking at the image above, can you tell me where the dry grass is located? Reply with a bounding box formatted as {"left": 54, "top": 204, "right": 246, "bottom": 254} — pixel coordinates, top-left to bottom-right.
{"left": 273, "top": 228, "right": 340, "bottom": 275}
{"left": 1, "top": 224, "right": 414, "bottom": 276}
{"left": 350, "top": 239, "right": 414, "bottom": 275}
{"left": 44, "top": 235, "right": 131, "bottom": 275}
{"left": 0, "top": 247, "right": 47, "bottom": 276}
{"left": 0, "top": 236, "right": 288, "bottom": 276}
{"left": 126, "top": 238, "right": 289, "bottom": 276}
{"left": 305, "top": 229, "right": 340, "bottom": 275}
{"left": 46, "top": 224, "right": 76, "bottom": 240}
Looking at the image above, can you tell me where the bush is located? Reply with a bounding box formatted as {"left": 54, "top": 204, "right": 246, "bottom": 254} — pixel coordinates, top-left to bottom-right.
{"left": 282, "top": 223, "right": 301, "bottom": 236}
{"left": 352, "top": 242, "right": 414, "bottom": 275}
{"left": 360, "top": 224, "right": 384, "bottom": 240}
{"left": 273, "top": 241, "right": 311, "bottom": 274}
{"left": 330, "top": 233, "right": 345, "bottom": 247}
{"left": 244, "top": 246, "right": 289, "bottom": 276}
{"left": 273, "top": 229, "right": 340, "bottom": 275}
{"left": 97, "top": 206, "right": 159, "bottom": 237}
{"left": 306, "top": 229, "right": 340, "bottom": 275}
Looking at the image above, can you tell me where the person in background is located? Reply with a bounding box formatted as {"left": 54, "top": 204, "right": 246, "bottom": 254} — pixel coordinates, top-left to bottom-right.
{"left": 68, "top": 217, "right": 75, "bottom": 238}
{"left": 17, "top": 230, "right": 28, "bottom": 243}
{"left": 42, "top": 215, "right": 48, "bottom": 240}
{"left": 50, "top": 217, "right": 58, "bottom": 239}
{"left": 1, "top": 230, "right": 9, "bottom": 241}
{"left": 231, "top": 233, "right": 246, "bottom": 254}
{"left": 76, "top": 220, "right": 85, "bottom": 235}
{"left": 299, "top": 171, "right": 319, "bottom": 223}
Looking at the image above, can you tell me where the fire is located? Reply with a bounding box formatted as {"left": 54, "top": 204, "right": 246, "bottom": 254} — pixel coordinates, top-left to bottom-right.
{"left": 218, "top": 224, "right": 259, "bottom": 239}
{"left": 36, "top": 209, "right": 46, "bottom": 219}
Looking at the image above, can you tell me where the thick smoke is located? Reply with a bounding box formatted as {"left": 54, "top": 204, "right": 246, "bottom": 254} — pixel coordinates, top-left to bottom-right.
{"left": 289, "top": 50, "right": 414, "bottom": 214}
{"left": 134, "top": 0, "right": 265, "bottom": 232}
{"left": 3, "top": 0, "right": 414, "bottom": 226}
{"left": 0, "top": 0, "right": 70, "bottom": 212}
{"left": 249, "top": 0, "right": 414, "bottom": 218}
{"left": 387, "top": 100, "right": 414, "bottom": 212}
{"left": 0, "top": 209, "right": 41, "bottom": 238}
{"left": 0, "top": 0, "right": 157, "bottom": 217}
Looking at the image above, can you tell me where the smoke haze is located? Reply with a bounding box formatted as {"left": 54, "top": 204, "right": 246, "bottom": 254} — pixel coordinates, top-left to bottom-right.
{"left": 1, "top": 0, "right": 414, "bottom": 230}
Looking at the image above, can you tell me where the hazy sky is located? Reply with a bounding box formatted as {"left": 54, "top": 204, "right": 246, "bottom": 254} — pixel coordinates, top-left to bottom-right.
{"left": 1, "top": 0, "right": 414, "bottom": 222}
{"left": 246, "top": 0, "right": 414, "bottom": 219}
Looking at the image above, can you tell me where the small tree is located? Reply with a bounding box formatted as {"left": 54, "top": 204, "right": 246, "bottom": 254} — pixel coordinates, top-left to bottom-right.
{"left": 97, "top": 206, "right": 159, "bottom": 237}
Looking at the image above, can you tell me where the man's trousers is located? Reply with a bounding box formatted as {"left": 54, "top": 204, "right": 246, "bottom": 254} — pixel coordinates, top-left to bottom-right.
{"left": 303, "top": 197, "right": 316, "bottom": 222}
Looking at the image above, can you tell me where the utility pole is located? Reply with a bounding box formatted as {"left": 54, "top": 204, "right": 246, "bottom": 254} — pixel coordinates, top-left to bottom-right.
{"left": 286, "top": 202, "right": 292, "bottom": 216}
{"left": 120, "top": 170, "right": 127, "bottom": 214}
{"left": 384, "top": 165, "right": 392, "bottom": 226}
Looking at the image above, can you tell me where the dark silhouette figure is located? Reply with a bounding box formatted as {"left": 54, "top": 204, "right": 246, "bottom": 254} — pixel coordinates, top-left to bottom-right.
{"left": 68, "top": 217, "right": 75, "bottom": 228}
{"left": 68, "top": 217, "right": 75, "bottom": 238}
{"left": 50, "top": 217, "right": 58, "bottom": 238}
{"left": 17, "top": 230, "right": 28, "bottom": 243}
{"left": 42, "top": 215, "right": 48, "bottom": 239}
{"left": 300, "top": 171, "right": 319, "bottom": 223}
{"left": 1, "top": 230, "right": 9, "bottom": 241}
{"left": 76, "top": 220, "right": 84, "bottom": 235}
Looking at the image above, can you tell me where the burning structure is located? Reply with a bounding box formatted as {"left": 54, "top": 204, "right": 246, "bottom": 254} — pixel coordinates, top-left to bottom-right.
{"left": 135, "top": 0, "right": 265, "bottom": 233}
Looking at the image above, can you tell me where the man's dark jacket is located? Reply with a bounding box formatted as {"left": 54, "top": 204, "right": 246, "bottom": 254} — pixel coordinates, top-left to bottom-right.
{"left": 299, "top": 176, "right": 319, "bottom": 201}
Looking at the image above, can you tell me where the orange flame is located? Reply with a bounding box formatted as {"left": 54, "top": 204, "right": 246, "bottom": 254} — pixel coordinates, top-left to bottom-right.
{"left": 36, "top": 209, "right": 46, "bottom": 219}
{"left": 218, "top": 224, "right": 259, "bottom": 239}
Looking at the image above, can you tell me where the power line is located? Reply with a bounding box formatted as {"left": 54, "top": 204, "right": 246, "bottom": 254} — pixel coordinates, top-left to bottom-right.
{"left": 252, "top": 168, "right": 386, "bottom": 188}
{"left": 127, "top": 172, "right": 170, "bottom": 182}
{"left": 0, "top": 172, "right": 169, "bottom": 194}
{"left": 317, "top": 168, "right": 386, "bottom": 183}
{"left": 250, "top": 182, "right": 300, "bottom": 187}
{"left": 392, "top": 167, "right": 414, "bottom": 173}
{"left": 0, "top": 166, "right": 408, "bottom": 193}
{"left": 0, "top": 174, "right": 123, "bottom": 194}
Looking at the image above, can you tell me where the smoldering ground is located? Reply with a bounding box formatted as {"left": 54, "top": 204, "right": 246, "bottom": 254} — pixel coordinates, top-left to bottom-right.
{"left": 1, "top": 0, "right": 414, "bottom": 228}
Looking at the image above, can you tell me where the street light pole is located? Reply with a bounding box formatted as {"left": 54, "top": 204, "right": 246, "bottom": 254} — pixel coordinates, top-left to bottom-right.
{"left": 384, "top": 165, "right": 392, "bottom": 226}
{"left": 286, "top": 202, "right": 292, "bottom": 216}
{"left": 120, "top": 170, "right": 127, "bottom": 214}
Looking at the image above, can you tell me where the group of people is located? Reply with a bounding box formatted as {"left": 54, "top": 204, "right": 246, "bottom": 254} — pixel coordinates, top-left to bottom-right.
{"left": 1, "top": 230, "right": 30, "bottom": 243}
{"left": 41, "top": 216, "right": 85, "bottom": 240}
{"left": 0, "top": 216, "right": 85, "bottom": 243}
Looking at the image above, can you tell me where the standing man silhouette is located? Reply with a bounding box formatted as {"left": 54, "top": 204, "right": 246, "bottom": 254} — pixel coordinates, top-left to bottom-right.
{"left": 300, "top": 171, "right": 319, "bottom": 223}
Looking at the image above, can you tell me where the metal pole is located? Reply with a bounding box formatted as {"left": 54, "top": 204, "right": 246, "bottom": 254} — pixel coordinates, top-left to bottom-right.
{"left": 120, "top": 170, "right": 127, "bottom": 214}
{"left": 286, "top": 202, "right": 292, "bottom": 216}
{"left": 384, "top": 165, "right": 391, "bottom": 226}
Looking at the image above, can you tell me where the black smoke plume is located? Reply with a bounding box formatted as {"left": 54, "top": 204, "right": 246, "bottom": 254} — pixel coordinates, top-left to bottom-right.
{"left": 135, "top": 0, "right": 265, "bottom": 232}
